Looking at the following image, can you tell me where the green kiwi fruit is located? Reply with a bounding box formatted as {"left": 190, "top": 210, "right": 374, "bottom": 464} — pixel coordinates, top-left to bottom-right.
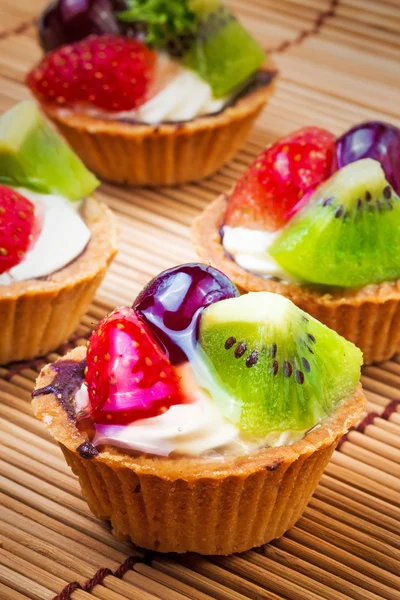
{"left": 0, "top": 101, "right": 99, "bottom": 200}
{"left": 199, "top": 292, "right": 362, "bottom": 437}
{"left": 269, "top": 158, "right": 400, "bottom": 288}
{"left": 184, "top": 0, "right": 265, "bottom": 97}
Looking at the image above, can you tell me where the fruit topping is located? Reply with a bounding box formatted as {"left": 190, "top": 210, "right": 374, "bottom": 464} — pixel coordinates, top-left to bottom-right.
{"left": 269, "top": 158, "right": 400, "bottom": 288}
{"left": 85, "top": 306, "right": 186, "bottom": 425}
{"left": 334, "top": 121, "right": 400, "bottom": 196}
{"left": 0, "top": 101, "right": 99, "bottom": 200}
{"left": 118, "top": 0, "right": 265, "bottom": 97}
{"left": 118, "top": 0, "right": 197, "bottom": 54}
{"left": 224, "top": 127, "right": 335, "bottom": 231}
{"left": 134, "top": 263, "right": 239, "bottom": 364}
{"left": 182, "top": 1, "right": 265, "bottom": 97}
{"left": 27, "top": 35, "right": 156, "bottom": 112}
{"left": 199, "top": 292, "right": 362, "bottom": 436}
{"left": 0, "top": 185, "right": 35, "bottom": 274}
{"left": 38, "top": 0, "right": 122, "bottom": 53}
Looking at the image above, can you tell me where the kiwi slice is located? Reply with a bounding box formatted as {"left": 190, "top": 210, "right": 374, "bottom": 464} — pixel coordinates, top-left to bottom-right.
{"left": 183, "top": 0, "right": 265, "bottom": 98}
{"left": 199, "top": 292, "right": 362, "bottom": 436}
{"left": 0, "top": 101, "right": 99, "bottom": 200}
{"left": 269, "top": 158, "right": 400, "bottom": 288}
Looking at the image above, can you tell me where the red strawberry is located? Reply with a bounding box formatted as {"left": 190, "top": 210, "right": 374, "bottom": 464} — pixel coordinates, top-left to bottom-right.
{"left": 225, "top": 127, "right": 336, "bottom": 231}
{"left": 0, "top": 186, "right": 35, "bottom": 274}
{"left": 85, "top": 306, "right": 187, "bottom": 425}
{"left": 26, "top": 35, "right": 156, "bottom": 112}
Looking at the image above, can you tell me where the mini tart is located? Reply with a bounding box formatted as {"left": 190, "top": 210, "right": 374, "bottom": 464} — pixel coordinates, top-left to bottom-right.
{"left": 193, "top": 194, "right": 400, "bottom": 365}
{"left": 0, "top": 198, "right": 117, "bottom": 365}
{"left": 32, "top": 346, "right": 366, "bottom": 555}
{"left": 39, "top": 65, "right": 277, "bottom": 187}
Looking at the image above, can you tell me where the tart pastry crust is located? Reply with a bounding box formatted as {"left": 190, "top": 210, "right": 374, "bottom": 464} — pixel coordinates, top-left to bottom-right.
{"left": 0, "top": 198, "right": 117, "bottom": 364}
{"left": 41, "top": 65, "right": 277, "bottom": 187}
{"left": 33, "top": 346, "right": 366, "bottom": 554}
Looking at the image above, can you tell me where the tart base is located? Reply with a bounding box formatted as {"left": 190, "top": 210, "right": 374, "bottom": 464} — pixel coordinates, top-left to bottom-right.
{"left": 0, "top": 199, "right": 117, "bottom": 365}
{"left": 40, "top": 67, "right": 277, "bottom": 187}
{"left": 193, "top": 195, "right": 400, "bottom": 364}
{"left": 32, "top": 347, "right": 366, "bottom": 555}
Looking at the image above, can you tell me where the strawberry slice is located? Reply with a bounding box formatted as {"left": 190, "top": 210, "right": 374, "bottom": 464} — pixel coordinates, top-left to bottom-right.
{"left": 224, "top": 127, "right": 336, "bottom": 231}
{"left": 85, "top": 306, "right": 187, "bottom": 425}
{"left": 0, "top": 185, "right": 35, "bottom": 274}
{"left": 26, "top": 35, "right": 156, "bottom": 112}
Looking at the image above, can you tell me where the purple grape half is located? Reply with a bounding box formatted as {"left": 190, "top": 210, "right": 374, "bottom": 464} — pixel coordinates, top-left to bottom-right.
{"left": 38, "top": 0, "right": 124, "bottom": 53}
{"left": 134, "top": 263, "right": 239, "bottom": 364}
{"left": 334, "top": 121, "right": 400, "bottom": 195}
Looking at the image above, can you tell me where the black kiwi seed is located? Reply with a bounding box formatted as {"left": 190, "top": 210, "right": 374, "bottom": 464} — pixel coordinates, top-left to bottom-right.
{"left": 365, "top": 190, "right": 372, "bottom": 201}
{"left": 246, "top": 351, "right": 259, "bottom": 368}
{"left": 356, "top": 198, "right": 363, "bottom": 210}
{"left": 307, "top": 333, "right": 316, "bottom": 343}
{"left": 224, "top": 336, "right": 236, "bottom": 350}
{"left": 302, "top": 357, "right": 311, "bottom": 372}
{"left": 383, "top": 186, "right": 392, "bottom": 200}
{"left": 271, "top": 343, "right": 277, "bottom": 358}
{"left": 335, "top": 205, "right": 344, "bottom": 218}
{"left": 307, "top": 345, "right": 314, "bottom": 354}
{"left": 323, "top": 197, "right": 333, "bottom": 207}
{"left": 272, "top": 360, "right": 279, "bottom": 375}
{"left": 234, "top": 342, "right": 247, "bottom": 358}
{"left": 283, "top": 361, "right": 293, "bottom": 377}
{"left": 295, "top": 370, "right": 305, "bottom": 384}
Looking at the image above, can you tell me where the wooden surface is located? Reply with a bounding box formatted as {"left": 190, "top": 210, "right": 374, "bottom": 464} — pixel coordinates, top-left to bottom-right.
{"left": 1, "top": 1, "right": 400, "bottom": 599}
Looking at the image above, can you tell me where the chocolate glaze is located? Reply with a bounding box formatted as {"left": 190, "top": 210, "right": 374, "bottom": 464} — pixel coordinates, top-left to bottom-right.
{"left": 77, "top": 441, "right": 99, "bottom": 459}
{"left": 32, "top": 359, "right": 86, "bottom": 419}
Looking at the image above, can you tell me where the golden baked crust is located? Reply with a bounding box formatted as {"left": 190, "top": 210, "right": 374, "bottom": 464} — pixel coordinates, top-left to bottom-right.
{"left": 0, "top": 198, "right": 117, "bottom": 364}
{"left": 33, "top": 346, "right": 366, "bottom": 478}
{"left": 32, "top": 346, "right": 365, "bottom": 553}
{"left": 193, "top": 194, "right": 400, "bottom": 363}
{"left": 40, "top": 64, "right": 277, "bottom": 186}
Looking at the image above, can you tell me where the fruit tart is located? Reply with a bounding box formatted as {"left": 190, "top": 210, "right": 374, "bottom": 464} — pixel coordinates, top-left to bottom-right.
{"left": 194, "top": 122, "right": 400, "bottom": 364}
{"left": 0, "top": 100, "right": 117, "bottom": 365}
{"left": 25, "top": 0, "right": 276, "bottom": 186}
{"left": 32, "top": 263, "right": 365, "bottom": 554}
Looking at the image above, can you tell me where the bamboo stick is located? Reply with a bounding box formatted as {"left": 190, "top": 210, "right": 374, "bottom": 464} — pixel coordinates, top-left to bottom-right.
{"left": 0, "top": 582, "right": 29, "bottom": 600}
{"left": 285, "top": 528, "right": 400, "bottom": 590}
{"left": 271, "top": 536, "right": 398, "bottom": 600}
{"left": 313, "top": 486, "right": 400, "bottom": 534}
{"left": 0, "top": 494, "right": 130, "bottom": 562}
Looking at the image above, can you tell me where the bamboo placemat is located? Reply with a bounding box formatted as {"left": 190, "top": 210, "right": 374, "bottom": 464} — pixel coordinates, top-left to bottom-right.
{"left": 1, "top": 1, "right": 400, "bottom": 599}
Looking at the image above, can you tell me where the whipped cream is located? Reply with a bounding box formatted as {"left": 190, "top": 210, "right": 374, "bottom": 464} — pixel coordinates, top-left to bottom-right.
{"left": 82, "top": 54, "right": 229, "bottom": 125}
{"left": 75, "top": 382, "right": 308, "bottom": 458}
{"left": 222, "top": 225, "right": 298, "bottom": 283}
{"left": 0, "top": 188, "right": 91, "bottom": 284}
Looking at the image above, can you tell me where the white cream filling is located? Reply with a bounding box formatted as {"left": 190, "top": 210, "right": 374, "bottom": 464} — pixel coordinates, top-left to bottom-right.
{"left": 77, "top": 55, "right": 229, "bottom": 125}
{"left": 0, "top": 188, "right": 91, "bottom": 284}
{"left": 222, "top": 225, "right": 299, "bottom": 283}
{"left": 75, "top": 382, "right": 309, "bottom": 458}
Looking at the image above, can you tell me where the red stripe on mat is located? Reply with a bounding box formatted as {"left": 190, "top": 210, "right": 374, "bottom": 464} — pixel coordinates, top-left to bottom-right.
{"left": 0, "top": 17, "right": 36, "bottom": 40}
{"left": 336, "top": 399, "right": 400, "bottom": 450}
{"left": 53, "top": 554, "right": 152, "bottom": 600}
{"left": 267, "top": 0, "right": 339, "bottom": 53}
